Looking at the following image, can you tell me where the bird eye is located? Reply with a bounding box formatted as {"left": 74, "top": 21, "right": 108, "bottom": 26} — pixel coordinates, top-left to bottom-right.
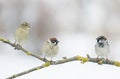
{"left": 47, "top": 41, "right": 50, "bottom": 43}
{"left": 51, "top": 41, "right": 55, "bottom": 43}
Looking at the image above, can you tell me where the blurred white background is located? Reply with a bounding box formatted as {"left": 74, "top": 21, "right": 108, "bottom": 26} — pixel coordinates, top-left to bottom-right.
{"left": 0, "top": 0, "right": 120, "bottom": 79}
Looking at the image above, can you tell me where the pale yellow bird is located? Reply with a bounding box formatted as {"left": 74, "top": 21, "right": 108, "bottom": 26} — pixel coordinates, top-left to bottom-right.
{"left": 42, "top": 37, "right": 59, "bottom": 61}
{"left": 15, "top": 22, "right": 30, "bottom": 46}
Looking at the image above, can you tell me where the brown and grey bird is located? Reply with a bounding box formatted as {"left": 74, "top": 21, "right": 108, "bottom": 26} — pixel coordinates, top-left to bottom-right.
{"left": 42, "top": 37, "right": 59, "bottom": 61}
{"left": 95, "top": 36, "right": 110, "bottom": 60}
{"left": 15, "top": 22, "right": 30, "bottom": 46}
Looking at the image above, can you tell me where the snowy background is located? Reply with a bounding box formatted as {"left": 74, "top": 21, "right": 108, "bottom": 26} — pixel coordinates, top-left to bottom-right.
{"left": 0, "top": 0, "right": 120, "bottom": 79}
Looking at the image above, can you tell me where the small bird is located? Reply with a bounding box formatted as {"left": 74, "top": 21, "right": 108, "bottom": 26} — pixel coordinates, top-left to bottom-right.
{"left": 42, "top": 37, "right": 59, "bottom": 61}
{"left": 95, "top": 36, "right": 110, "bottom": 60}
{"left": 15, "top": 22, "right": 30, "bottom": 46}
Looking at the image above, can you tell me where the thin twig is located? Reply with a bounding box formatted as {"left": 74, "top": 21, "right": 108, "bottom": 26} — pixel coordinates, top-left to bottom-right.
{"left": 6, "top": 64, "right": 45, "bottom": 79}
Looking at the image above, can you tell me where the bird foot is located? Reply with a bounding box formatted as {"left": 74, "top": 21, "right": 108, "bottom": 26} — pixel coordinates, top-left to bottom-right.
{"left": 105, "top": 58, "right": 109, "bottom": 62}
{"left": 62, "top": 57, "right": 67, "bottom": 59}
{"left": 97, "top": 60, "right": 103, "bottom": 65}
{"left": 14, "top": 44, "right": 22, "bottom": 50}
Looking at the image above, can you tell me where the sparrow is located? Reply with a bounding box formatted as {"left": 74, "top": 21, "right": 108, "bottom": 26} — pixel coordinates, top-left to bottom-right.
{"left": 15, "top": 22, "right": 30, "bottom": 46}
{"left": 95, "top": 36, "right": 110, "bottom": 60}
{"left": 42, "top": 37, "right": 59, "bottom": 61}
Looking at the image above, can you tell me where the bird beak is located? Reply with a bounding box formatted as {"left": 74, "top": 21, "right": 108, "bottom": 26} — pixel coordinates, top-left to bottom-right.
{"left": 96, "top": 37, "right": 98, "bottom": 40}
{"left": 54, "top": 41, "right": 59, "bottom": 46}
{"left": 57, "top": 41, "right": 59, "bottom": 44}
{"left": 55, "top": 41, "right": 59, "bottom": 45}
{"left": 29, "top": 26, "right": 31, "bottom": 28}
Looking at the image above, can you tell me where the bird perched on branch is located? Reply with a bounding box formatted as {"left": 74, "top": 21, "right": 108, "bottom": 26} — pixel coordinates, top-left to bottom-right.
{"left": 95, "top": 36, "right": 110, "bottom": 60}
{"left": 42, "top": 37, "right": 59, "bottom": 61}
{"left": 15, "top": 22, "right": 30, "bottom": 46}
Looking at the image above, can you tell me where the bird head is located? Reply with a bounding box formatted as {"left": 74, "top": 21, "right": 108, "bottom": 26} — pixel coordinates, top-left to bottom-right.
{"left": 49, "top": 37, "right": 59, "bottom": 46}
{"left": 96, "top": 36, "right": 107, "bottom": 44}
{"left": 21, "top": 22, "right": 31, "bottom": 29}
